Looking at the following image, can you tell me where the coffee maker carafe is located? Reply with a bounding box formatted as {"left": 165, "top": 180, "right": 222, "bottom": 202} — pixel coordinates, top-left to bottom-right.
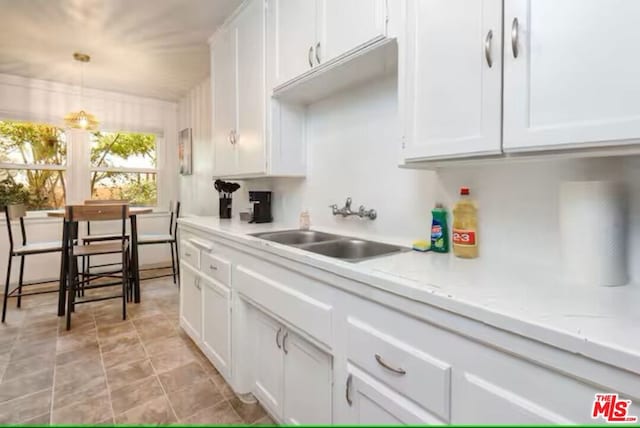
{"left": 249, "top": 191, "right": 273, "bottom": 223}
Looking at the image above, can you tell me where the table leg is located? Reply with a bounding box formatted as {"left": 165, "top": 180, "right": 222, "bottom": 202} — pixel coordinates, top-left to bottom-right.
{"left": 131, "top": 215, "right": 141, "bottom": 303}
{"left": 58, "top": 220, "right": 69, "bottom": 316}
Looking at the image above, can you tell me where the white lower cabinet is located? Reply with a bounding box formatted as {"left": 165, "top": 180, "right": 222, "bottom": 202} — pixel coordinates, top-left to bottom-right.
{"left": 251, "top": 307, "right": 332, "bottom": 424}
{"left": 345, "top": 367, "right": 443, "bottom": 424}
{"left": 179, "top": 263, "right": 202, "bottom": 341}
{"left": 179, "top": 226, "right": 640, "bottom": 425}
{"left": 201, "top": 275, "right": 231, "bottom": 378}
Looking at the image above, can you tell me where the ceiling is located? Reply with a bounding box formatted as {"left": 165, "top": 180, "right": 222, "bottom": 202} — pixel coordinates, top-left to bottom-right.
{"left": 0, "top": 0, "right": 242, "bottom": 101}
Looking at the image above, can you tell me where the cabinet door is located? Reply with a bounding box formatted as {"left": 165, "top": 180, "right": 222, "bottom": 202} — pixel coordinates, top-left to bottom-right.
{"left": 212, "top": 27, "right": 238, "bottom": 176}
{"left": 345, "top": 368, "right": 443, "bottom": 424}
{"left": 201, "top": 276, "right": 231, "bottom": 377}
{"left": 253, "top": 309, "right": 285, "bottom": 418}
{"left": 402, "top": 0, "right": 502, "bottom": 161}
{"left": 235, "top": 0, "right": 266, "bottom": 175}
{"left": 503, "top": 0, "right": 640, "bottom": 152}
{"left": 179, "top": 265, "right": 202, "bottom": 341}
{"left": 270, "top": 0, "right": 318, "bottom": 86}
{"left": 282, "top": 332, "right": 332, "bottom": 424}
{"left": 320, "top": 0, "right": 386, "bottom": 62}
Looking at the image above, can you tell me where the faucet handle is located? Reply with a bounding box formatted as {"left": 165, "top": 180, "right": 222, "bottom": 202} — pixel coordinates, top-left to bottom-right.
{"left": 345, "top": 197, "right": 352, "bottom": 209}
{"left": 329, "top": 204, "right": 338, "bottom": 215}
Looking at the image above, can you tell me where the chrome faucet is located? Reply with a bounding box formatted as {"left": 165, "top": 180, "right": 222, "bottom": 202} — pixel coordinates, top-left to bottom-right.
{"left": 329, "top": 197, "right": 377, "bottom": 220}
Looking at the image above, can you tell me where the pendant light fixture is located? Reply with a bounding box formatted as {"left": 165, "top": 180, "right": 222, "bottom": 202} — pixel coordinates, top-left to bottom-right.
{"left": 64, "top": 52, "right": 99, "bottom": 131}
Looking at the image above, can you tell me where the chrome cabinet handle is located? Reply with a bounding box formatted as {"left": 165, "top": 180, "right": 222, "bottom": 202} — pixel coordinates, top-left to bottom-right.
{"left": 276, "top": 327, "right": 282, "bottom": 349}
{"left": 374, "top": 354, "right": 406, "bottom": 375}
{"left": 282, "top": 331, "right": 289, "bottom": 354}
{"left": 195, "top": 278, "right": 201, "bottom": 290}
{"left": 228, "top": 129, "right": 234, "bottom": 144}
{"left": 511, "top": 17, "right": 519, "bottom": 58}
{"left": 185, "top": 252, "right": 192, "bottom": 257}
{"left": 315, "top": 42, "right": 321, "bottom": 64}
{"left": 484, "top": 29, "right": 493, "bottom": 68}
{"left": 308, "top": 46, "right": 314, "bottom": 67}
{"left": 345, "top": 374, "right": 353, "bottom": 406}
{"left": 229, "top": 129, "right": 238, "bottom": 145}
{"left": 209, "top": 264, "right": 217, "bottom": 271}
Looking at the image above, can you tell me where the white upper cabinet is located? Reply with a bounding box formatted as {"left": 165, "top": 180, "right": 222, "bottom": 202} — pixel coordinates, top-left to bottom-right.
{"left": 271, "top": 0, "right": 318, "bottom": 86}
{"left": 269, "top": 0, "right": 390, "bottom": 89}
{"left": 211, "top": 26, "right": 238, "bottom": 177}
{"left": 321, "top": 0, "right": 387, "bottom": 61}
{"left": 401, "top": 0, "right": 503, "bottom": 161}
{"left": 210, "top": 0, "right": 306, "bottom": 178}
{"left": 503, "top": 0, "right": 640, "bottom": 152}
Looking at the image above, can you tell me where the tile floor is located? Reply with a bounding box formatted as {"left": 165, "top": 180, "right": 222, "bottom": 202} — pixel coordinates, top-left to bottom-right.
{"left": 0, "top": 271, "right": 275, "bottom": 425}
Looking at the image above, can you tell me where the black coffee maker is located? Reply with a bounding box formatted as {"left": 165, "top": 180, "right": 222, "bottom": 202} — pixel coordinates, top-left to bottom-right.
{"left": 249, "top": 191, "right": 273, "bottom": 223}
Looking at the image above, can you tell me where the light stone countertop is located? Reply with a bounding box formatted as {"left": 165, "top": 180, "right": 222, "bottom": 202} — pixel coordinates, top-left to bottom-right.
{"left": 178, "top": 215, "right": 640, "bottom": 376}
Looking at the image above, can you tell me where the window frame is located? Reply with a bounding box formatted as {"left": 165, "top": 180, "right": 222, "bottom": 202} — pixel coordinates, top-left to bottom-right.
{"left": 88, "top": 129, "right": 163, "bottom": 208}
{"left": 1, "top": 119, "right": 168, "bottom": 215}
{"left": 0, "top": 119, "right": 69, "bottom": 212}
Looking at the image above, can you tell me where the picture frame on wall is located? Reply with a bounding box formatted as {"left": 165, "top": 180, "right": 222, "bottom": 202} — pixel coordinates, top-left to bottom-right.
{"left": 178, "top": 127, "right": 192, "bottom": 175}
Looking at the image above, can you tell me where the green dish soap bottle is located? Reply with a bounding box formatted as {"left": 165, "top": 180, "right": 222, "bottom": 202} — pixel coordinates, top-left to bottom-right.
{"left": 430, "top": 203, "right": 449, "bottom": 253}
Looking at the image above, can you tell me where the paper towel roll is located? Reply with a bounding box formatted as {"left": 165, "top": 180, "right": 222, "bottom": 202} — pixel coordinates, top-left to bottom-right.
{"left": 559, "top": 181, "right": 628, "bottom": 287}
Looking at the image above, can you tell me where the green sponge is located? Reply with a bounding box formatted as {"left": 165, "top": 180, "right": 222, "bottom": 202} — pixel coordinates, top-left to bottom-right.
{"left": 412, "top": 240, "right": 431, "bottom": 252}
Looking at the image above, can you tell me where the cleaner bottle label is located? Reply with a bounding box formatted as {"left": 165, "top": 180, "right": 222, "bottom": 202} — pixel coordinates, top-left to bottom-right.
{"left": 452, "top": 229, "right": 477, "bottom": 247}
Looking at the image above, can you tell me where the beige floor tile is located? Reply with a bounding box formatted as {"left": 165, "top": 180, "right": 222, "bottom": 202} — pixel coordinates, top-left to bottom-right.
{"left": 182, "top": 400, "right": 243, "bottom": 425}
{"left": 253, "top": 414, "right": 277, "bottom": 425}
{"left": 167, "top": 379, "right": 224, "bottom": 420}
{"left": 115, "top": 395, "right": 177, "bottom": 424}
{"left": 105, "top": 358, "right": 155, "bottom": 391}
{"left": 229, "top": 397, "right": 268, "bottom": 424}
{"left": 55, "top": 332, "right": 98, "bottom": 354}
{"left": 0, "top": 368, "right": 53, "bottom": 404}
{"left": 143, "top": 335, "right": 191, "bottom": 356}
{"left": 53, "top": 373, "right": 108, "bottom": 409}
{"left": 51, "top": 391, "right": 113, "bottom": 424}
{"left": 1, "top": 353, "right": 55, "bottom": 383}
{"left": 149, "top": 345, "right": 198, "bottom": 373}
{"left": 9, "top": 338, "right": 56, "bottom": 361}
{"left": 110, "top": 375, "right": 165, "bottom": 415}
{"left": 55, "top": 342, "right": 101, "bottom": 367}
{"left": 21, "top": 411, "right": 51, "bottom": 425}
{"left": 54, "top": 358, "right": 104, "bottom": 390}
{"left": 0, "top": 389, "right": 51, "bottom": 424}
{"left": 219, "top": 379, "right": 237, "bottom": 400}
{"left": 96, "top": 320, "right": 135, "bottom": 340}
{"left": 135, "top": 319, "right": 176, "bottom": 342}
{"left": 102, "top": 341, "right": 147, "bottom": 369}
{"left": 158, "top": 361, "right": 207, "bottom": 393}
{"left": 98, "top": 330, "right": 140, "bottom": 353}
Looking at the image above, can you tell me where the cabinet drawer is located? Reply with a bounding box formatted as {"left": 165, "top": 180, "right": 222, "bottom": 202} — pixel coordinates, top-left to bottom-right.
{"left": 347, "top": 317, "right": 451, "bottom": 421}
{"left": 180, "top": 241, "right": 200, "bottom": 269}
{"left": 201, "top": 252, "right": 231, "bottom": 286}
{"left": 236, "top": 265, "right": 333, "bottom": 347}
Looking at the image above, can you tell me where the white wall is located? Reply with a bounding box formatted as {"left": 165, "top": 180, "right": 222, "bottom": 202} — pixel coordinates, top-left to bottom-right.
{"left": 177, "top": 77, "right": 218, "bottom": 216}
{"left": 0, "top": 73, "right": 180, "bottom": 283}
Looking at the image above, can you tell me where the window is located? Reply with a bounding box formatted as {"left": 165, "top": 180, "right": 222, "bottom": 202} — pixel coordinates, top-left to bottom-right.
{"left": 90, "top": 131, "right": 158, "bottom": 206}
{"left": 0, "top": 120, "right": 67, "bottom": 210}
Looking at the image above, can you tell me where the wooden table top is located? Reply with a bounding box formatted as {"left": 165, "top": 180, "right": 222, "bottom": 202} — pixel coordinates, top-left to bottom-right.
{"left": 47, "top": 207, "right": 153, "bottom": 218}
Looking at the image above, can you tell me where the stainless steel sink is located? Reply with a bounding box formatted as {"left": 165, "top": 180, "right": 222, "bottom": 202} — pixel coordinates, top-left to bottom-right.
{"left": 251, "top": 230, "right": 408, "bottom": 262}
{"left": 301, "top": 239, "right": 406, "bottom": 262}
{"left": 251, "top": 230, "right": 340, "bottom": 245}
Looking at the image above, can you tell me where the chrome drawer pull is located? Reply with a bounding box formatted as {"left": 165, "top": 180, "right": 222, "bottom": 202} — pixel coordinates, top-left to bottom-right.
{"left": 375, "top": 354, "right": 406, "bottom": 375}
{"left": 276, "top": 327, "right": 282, "bottom": 349}
{"left": 345, "top": 374, "right": 353, "bottom": 406}
{"left": 484, "top": 29, "right": 493, "bottom": 68}
{"left": 209, "top": 264, "right": 218, "bottom": 271}
{"left": 282, "top": 331, "right": 289, "bottom": 354}
{"left": 511, "top": 17, "right": 519, "bottom": 58}
{"left": 185, "top": 252, "right": 192, "bottom": 257}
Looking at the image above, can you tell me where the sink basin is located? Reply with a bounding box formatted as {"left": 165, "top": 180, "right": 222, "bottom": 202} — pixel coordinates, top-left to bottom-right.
{"left": 301, "top": 239, "right": 406, "bottom": 262}
{"left": 251, "top": 230, "right": 408, "bottom": 262}
{"left": 251, "top": 230, "right": 340, "bottom": 245}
